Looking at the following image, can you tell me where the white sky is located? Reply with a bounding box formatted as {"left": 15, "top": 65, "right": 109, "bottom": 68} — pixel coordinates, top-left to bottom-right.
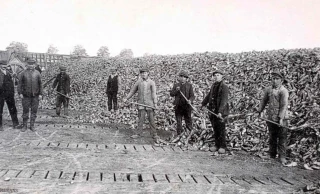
{"left": 0, "top": 0, "right": 319, "bottom": 57}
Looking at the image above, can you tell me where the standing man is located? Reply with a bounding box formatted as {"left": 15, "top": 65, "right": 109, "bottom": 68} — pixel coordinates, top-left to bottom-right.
{"left": 123, "top": 67, "right": 158, "bottom": 138}
{"left": 52, "top": 65, "right": 70, "bottom": 117}
{"left": 170, "top": 70, "right": 195, "bottom": 135}
{"left": 18, "top": 59, "right": 43, "bottom": 132}
{"left": 257, "top": 70, "right": 289, "bottom": 164}
{"left": 106, "top": 68, "right": 121, "bottom": 111}
{"left": 201, "top": 70, "right": 229, "bottom": 154}
{"left": 0, "top": 60, "right": 19, "bottom": 131}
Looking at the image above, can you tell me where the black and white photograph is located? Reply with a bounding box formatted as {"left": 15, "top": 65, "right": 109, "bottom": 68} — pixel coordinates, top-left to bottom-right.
{"left": 0, "top": 0, "right": 319, "bottom": 193}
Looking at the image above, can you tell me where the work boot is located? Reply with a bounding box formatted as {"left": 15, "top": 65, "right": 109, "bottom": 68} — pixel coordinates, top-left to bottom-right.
{"left": 20, "top": 119, "right": 28, "bottom": 132}
{"left": 218, "top": 148, "right": 226, "bottom": 154}
{"left": 12, "top": 114, "right": 19, "bottom": 129}
{"left": 209, "top": 146, "right": 218, "bottom": 152}
{"left": 64, "top": 107, "right": 69, "bottom": 116}
{"left": 56, "top": 107, "right": 61, "bottom": 116}
{"left": 30, "top": 119, "right": 36, "bottom": 132}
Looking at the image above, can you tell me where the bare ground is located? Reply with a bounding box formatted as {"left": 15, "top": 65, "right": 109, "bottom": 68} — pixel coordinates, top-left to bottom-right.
{"left": 0, "top": 108, "right": 319, "bottom": 194}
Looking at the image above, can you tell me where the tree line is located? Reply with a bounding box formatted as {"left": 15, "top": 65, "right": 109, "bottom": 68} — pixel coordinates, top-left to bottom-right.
{"left": 5, "top": 41, "right": 134, "bottom": 58}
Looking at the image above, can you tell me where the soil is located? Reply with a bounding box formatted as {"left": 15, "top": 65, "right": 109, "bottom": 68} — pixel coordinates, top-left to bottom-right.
{"left": 0, "top": 108, "right": 319, "bottom": 193}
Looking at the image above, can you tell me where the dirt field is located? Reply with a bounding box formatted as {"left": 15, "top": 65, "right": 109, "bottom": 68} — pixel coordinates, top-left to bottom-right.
{"left": 0, "top": 109, "right": 319, "bottom": 194}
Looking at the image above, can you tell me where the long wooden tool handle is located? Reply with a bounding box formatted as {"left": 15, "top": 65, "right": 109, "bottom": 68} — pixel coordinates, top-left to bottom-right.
{"left": 56, "top": 91, "right": 73, "bottom": 100}
{"left": 179, "top": 91, "right": 201, "bottom": 115}
{"left": 260, "top": 117, "right": 291, "bottom": 130}
{"left": 129, "top": 102, "right": 156, "bottom": 109}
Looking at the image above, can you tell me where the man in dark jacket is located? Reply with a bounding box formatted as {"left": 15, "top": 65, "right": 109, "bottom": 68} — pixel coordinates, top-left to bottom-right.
{"left": 52, "top": 65, "right": 70, "bottom": 116}
{"left": 18, "top": 59, "right": 43, "bottom": 132}
{"left": 0, "top": 60, "right": 19, "bottom": 131}
{"left": 170, "top": 70, "right": 195, "bottom": 135}
{"left": 201, "top": 70, "right": 229, "bottom": 154}
{"left": 106, "top": 68, "right": 121, "bottom": 111}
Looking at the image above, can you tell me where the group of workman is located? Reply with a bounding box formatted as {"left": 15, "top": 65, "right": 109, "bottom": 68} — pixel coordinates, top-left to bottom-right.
{"left": 0, "top": 60, "right": 289, "bottom": 164}
{"left": 0, "top": 59, "right": 70, "bottom": 132}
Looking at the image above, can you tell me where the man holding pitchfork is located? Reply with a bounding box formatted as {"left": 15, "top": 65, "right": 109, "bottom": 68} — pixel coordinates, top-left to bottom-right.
{"left": 170, "top": 70, "right": 195, "bottom": 135}
{"left": 123, "top": 67, "right": 158, "bottom": 138}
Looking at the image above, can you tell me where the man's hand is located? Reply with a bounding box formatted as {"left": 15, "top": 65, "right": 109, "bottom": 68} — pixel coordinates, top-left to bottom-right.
{"left": 39, "top": 95, "right": 42, "bottom": 99}
{"left": 123, "top": 98, "right": 127, "bottom": 103}
{"left": 176, "top": 86, "right": 180, "bottom": 91}
{"left": 279, "top": 118, "right": 283, "bottom": 126}
{"left": 19, "top": 94, "right": 23, "bottom": 99}
{"left": 217, "top": 113, "right": 223, "bottom": 120}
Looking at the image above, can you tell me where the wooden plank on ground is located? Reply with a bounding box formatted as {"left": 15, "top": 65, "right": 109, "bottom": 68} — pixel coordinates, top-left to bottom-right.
{"left": 78, "top": 143, "right": 87, "bottom": 149}
{"left": 192, "top": 174, "right": 210, "bottom": 184}
{"left": 31, "top": 170, "right": 47, "bottom": 179}
{"left": 17, "top": 169, "right": 35, "bottom": 179}
{"left": 102, "top": 172, "right": 114, "bottom": 183}
{"left": 166, "top": 174, "right": 182, "bottom": 183}
{"left": 97, "top": 144, "right": 106, "bottom": 149}
{"left": 58, "top": 142, "right": 68, "bottom": 148}
{"left": 205, "top": 175, "right": 229, "bottom": 185}
{"left": 152, "top": 145, "right": 165, "bottom": 152}
{"left": 88, "top": 171, "right": 101, "bottom": 182}
{"left": 38, "top": 141, "right": 49, "bottom": 147}
{"left": 129, "top": 173, "right": 140, "bottom": 183}
{"left": 180, "top": 174, "right": 196, "bottom": 183}
{"left": 59, "top": 171, "right": 75, "bottom": 181}
{"left": 68, "top": 143, "right": 78, "bottom": 149}
{"left": 133, "top": 145, "right": 144, "bottom": 152}
{"left": 230, "top": 176, "right": 251, "bottom": 186}
{"left": 47, "top": 170, "right": 61, "bottom": 180}
{"left": 87, "top": 144, "right": 97, "bottom": 150}
{"left": 142, "top": 145, "right": 154, "bottom": 152}
{"left": 73, "top": 171, "right": 88, "bottom": 182}
{"left": 4, "top": 170, "right": 21, "bottom": 178}
{"left": 141, "top": 173, "right": 155, "bottom": 183}
{"left": 0, "top": 169, "right": 9, "bottom": 177}
{"left": 124, "top": 144, "right": 135, "bottom": 152}
{"left": 153, "top": 174, "right": 168, "bottom": 183}
{"left": 115, "top": 172, "right": 129, "bottom": 182}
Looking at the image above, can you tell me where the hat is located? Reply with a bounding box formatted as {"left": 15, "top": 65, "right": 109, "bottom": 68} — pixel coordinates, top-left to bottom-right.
{"left": 139, "top": 67, "right": 149, "bottom": 73}
{"left": 271, "top": 70, "right": 284, "bottom": 79}
{"left": 212, "top": 70, "right": 224, "bottom": 76}
{"left": 178, "top": 70, "right": 189, "bottom": 78}
{"left": 59, "top": 65, "right": 67, "bottom": 71}
{"left": 27, "top": 59, "right": 36, "bottom": 64}
{"left": 0, "top": 60, "right": 7, "bottom": 66}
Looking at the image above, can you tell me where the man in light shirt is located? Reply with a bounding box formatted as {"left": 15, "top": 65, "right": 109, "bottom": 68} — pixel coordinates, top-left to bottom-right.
{"left": 124, "top": 67, "right": 158, "bottom": 138}
{"left": 257, "top": 70, "right": 289, "bottom": 165}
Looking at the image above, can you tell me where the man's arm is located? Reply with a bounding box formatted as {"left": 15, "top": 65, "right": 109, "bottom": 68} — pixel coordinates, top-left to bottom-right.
{"left": 38, "top": 72, "right": 43, "bottom": 96}
{"left": 278, "top": 88, "right": 289, "bottom": 120}
{"left": 189, "top": 84, "right": 195, "bottom": 103}
{"left": 66, "top": 74, "right": 71, "bottom": 95}
{"left": 169, "top": 83, "right": 179, "bottom": 97}
{"left": 151, "top": 80, "right": 158, "bottom": 105}
{"left": 52, "top": 75, "right": 58, "bottom": 90}
{"left": 257, "top": 88, "right": 270, "bottom": 114}
{"left": 117, "top": 76, "right": 122, "bottom": 93}
{"left": 125, "top": 80, "right": 139, "bottom": 100}
{"left": 218, "top": 83, "right": 229, "bottom": 114}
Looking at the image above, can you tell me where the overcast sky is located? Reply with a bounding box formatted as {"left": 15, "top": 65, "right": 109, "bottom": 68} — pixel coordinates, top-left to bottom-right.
{"left": 0, "top": 0, "right": 319, "bottom": 57}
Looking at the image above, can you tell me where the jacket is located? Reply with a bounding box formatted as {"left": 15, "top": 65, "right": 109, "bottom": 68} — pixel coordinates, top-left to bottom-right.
{"left": 126, "top": 78, "right": 157, "bottom": 109}
{"left": 106, "top": 75, "right": 120, "bottom": 93}
{"left": 170, "top": 82, "right": 195, "bottom": 108}
{"left": 0, "top": 70, "right": 15, "bottom": 96}
{"left": 18, "top": 69, "right": 43, "bottom": 97}
{"left": 258, "top": 85, "right": 289, "bottom": 121}
{"left": 52, "top": 72, "right": 70, "bottom": 94}
{"left": 202, "top": 80, "right": 229, "bottom": 116}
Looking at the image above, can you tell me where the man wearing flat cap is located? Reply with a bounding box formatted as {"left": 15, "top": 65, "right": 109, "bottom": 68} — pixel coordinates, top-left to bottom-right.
{"left": 257, "top": 70, "right": 289, "bottom": 165}
{"left": 201, "top": 70, "right": 229, "bottom": 154}
{"left": 18, "top": 58, "right": 43, "bottom": 132}
{"left": 52, "top": 65, "right": 70, "bottom": 117}
{"left": 106, "top": 67, "right": 121, "bottom": 111}
{"left": 124, "top": 67, "right": 158, "bottom": 138}
{"left": 0, "top": 60, "right": 20, "bottom": 131}
{"left": 170, "top": 70, "right": 195, "bottom": 135}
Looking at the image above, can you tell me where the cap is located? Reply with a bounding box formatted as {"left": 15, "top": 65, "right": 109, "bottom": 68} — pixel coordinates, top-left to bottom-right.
{"left": 212, "top": 70, "right": 224, "bottom": 76}
{"left": 178, "top": 70, "right": 189, "bottom": 78}
{"left": 139, "top": 67, "right": 149, "bottom": 73}
{"left": 27, "top": 59, "right": 36, "bottom": 64}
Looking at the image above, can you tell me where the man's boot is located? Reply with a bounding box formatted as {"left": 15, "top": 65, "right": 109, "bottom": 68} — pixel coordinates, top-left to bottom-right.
{"left": 64, "top": 107, "right": 69, "bottom": 116}
{"left": 12, "top": 114, "right": 19, "bottom": 129}
{"left": 56, "top": 107, "right": 61, "bottom": 116}
{"left": 20, "top": 119, "right": 28, "bottom": 132}
{"left": 30, "top": 119, "right": 36, "bottom": 132}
